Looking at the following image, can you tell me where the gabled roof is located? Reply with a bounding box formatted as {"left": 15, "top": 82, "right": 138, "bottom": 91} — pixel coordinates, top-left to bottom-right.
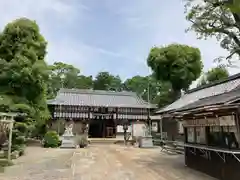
{"left": 47, "top": 88, "right": 156, "bottom": 109}
{"left": 157, "top": 73, "right": 240, "bottom": 114}
{"left": 176, "top": 88, "right": 240, "bottom": 112}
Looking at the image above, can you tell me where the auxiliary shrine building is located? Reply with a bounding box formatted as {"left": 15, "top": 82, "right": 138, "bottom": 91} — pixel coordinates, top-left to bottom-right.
{"left": 47, "top": 88, "right": 156, "bottom": 139}
{"left": 155, "top": 73, "right": 240, "bottom": 180}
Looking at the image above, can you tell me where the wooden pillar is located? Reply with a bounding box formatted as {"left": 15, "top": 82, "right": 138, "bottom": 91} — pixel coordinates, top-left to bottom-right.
{"left": 102, "top": 116, "right": 106, "bottom": 138}
{"left": 235, "top": 109, "right": 240, "bottom": 144}
{"left": 160, "top": 118, "right": 163, "bottom": 140}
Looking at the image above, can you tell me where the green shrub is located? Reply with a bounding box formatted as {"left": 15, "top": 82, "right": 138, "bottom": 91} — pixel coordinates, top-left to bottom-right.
{"left": 0, "top": 159, "right": 14, "bottom": 167}
{"left": 3, "top": 145, "right": 25, "bottom": 157}
{"left": 31, "top": 124, "right": 47, "bottom": 139}
{"left": 58, "top": 140, "right": 62, "bottom": 147}
{"left": 11, "top": 151, "right": 19, "bottom": 159}
{"left": 13, "top": 136, "right": 25, "bottom": 145}
{"left": 18, "top": 145, "right": 26, "bottom": 156}
{"left": 11, "top": 144, "right": 23, "bottom": 152}
{"left": 12, "top": 129, "right": 20, "bottom": 139}
{"left": 15, "top": 122, "right": 28, "bottom": 134}
{"left": 43, "top": 131, "right": 60, "bottom": 148}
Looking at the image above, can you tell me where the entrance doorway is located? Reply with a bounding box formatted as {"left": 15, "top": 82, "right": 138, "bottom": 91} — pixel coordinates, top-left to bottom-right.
{"left": 88, "top": 115, "right": 116, "bottom": 138}
{"left": 88, "top": 117, "right": 103, "bottom": 138}
{"left": 105, "top": 118, "right": 116, "bottom": 138}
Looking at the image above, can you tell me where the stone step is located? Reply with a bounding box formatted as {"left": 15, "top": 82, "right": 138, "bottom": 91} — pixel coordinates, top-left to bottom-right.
{"left": 88, "top": 138, "right": 118, "bottom": 144}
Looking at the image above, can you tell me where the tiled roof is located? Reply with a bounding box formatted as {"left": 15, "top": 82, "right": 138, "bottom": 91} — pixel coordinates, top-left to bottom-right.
{"left": 47, "top": 88, "right": 156, "bottom": 108}
{"left": 157, "top": 73, "right": 240, "bottom": 114}
{"left": 177, "top": 88, "right": 240, "bottom": 112}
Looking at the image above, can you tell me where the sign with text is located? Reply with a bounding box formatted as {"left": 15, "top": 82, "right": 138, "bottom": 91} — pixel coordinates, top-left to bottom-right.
{"left": 182, "top": 115, "right": 236, "bottom": 127}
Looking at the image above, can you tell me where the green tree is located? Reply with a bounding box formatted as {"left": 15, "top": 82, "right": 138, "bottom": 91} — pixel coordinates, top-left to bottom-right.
{"left": 0, "top": 18, "right": 49, "bottom": 122}
{"left": 147, "top": 44, "right": 203, "bottom": 99}
{"left": 47, "top": 62, "right": 81, "bottom": 97}
{"left": 123, "top": 75, "right": 174, "bottom": 108}
{"left": 93, "top": 72, "right": 122, "bottom": 91}
{"left": 206, "top": 65, "right": 229, "bottom": 82}
{"left": 0, "top": 18, "right": 50, "bottom": 150}
{"left": 198, "top": 65, "right": 229, "bottom": 86}
{"left": 124, "top": 76, "right": 149, "bottom": 97}
{"left": 154, "top": 84, "right": 176, "bottom": 108}
{"left": 207, "top": 0, "right": 240, "bottom": 13}
{"left": 184, "top": 0, "right": 240, "bottom": 63}
{"left": 75, "top": 75, "right": 93, "bottom": 89}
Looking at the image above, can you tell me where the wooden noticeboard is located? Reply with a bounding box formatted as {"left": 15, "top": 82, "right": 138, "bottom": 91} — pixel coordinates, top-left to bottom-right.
{"left": 182, "top": 115, "right": 236, "bottom": 127}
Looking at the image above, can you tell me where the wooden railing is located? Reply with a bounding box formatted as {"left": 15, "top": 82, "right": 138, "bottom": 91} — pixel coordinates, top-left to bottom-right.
{"left": 153, "top": 139, "right": 184, "bottom": 154}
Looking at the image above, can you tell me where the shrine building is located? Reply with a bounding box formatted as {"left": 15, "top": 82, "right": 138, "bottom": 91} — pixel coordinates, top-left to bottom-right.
{"left": 155, "top": 73, "right": 240, "bottom": 180}
{"left": 47, "top": 88, "right": 157, "bottom": 139}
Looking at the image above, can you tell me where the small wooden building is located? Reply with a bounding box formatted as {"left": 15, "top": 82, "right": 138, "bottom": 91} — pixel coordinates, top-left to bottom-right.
{"left": 173, "top": 88, "right": 240, "bottom": 180}
{"left": 47, "top": 88, "right": 156, "bottom": 139}
{"left": 155, "top": 73, "right": 240, "bottom": 141}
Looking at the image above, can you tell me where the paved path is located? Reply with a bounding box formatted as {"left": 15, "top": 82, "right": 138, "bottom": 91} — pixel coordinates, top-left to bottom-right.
{"left": 0, "top": 145, "right": 215, "bottom": 180}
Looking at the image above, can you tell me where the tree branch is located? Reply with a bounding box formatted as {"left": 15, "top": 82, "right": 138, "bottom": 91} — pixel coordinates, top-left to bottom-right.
{"left": 215, "top": 28, "right": 240, "bottom": 48}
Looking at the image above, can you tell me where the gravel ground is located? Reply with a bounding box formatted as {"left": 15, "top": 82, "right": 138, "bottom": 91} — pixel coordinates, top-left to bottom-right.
{"left": 0, "top": 145, "right": 215, "bottom": 180}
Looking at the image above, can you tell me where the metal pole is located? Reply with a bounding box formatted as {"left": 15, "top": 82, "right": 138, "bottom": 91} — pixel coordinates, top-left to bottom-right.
{"left": 147, "top": 77, "right": 152, "bottom": 136}
{"left": 58, "top": 76, "right": 64, "bottom": 135}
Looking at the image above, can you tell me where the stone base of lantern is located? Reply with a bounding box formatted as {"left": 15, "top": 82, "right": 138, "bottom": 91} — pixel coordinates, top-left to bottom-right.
{"left": 60, "top": 135, "right": 76, "bottom": 148}
{"left": 139, "top": 136, "right": 154, "bottom": 148}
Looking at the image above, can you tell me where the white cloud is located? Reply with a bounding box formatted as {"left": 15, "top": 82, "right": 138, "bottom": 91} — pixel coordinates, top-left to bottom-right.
{"left": 0, "top": 0, "right": 79, "bottom": 27}
{"left": 1, "top": 0, "right": 239, "bottom": 80}
{"left": 0, "top": 0, "right": 91, "bottom": 69}
{"left": 0, "top": 0, "right": 133, "bottom": 74}
{"left": 110, "top": 0, "right": 238, "bottom": 74}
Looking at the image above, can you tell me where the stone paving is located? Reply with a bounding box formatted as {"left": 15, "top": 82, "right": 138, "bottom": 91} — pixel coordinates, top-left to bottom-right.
{"left": 0, "top": 145, "right": 215, "bottom": 180}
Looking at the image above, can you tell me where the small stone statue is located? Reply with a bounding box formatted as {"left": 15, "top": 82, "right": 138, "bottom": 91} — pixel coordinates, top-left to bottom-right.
{"left": 61, "top": 123, "right": 75, "bottom": 148}
{"left": 63, "top": 123, "right": 73, "bottom": 136}
{"left": 84, "top": 124, "right": 89, "bottom": 134}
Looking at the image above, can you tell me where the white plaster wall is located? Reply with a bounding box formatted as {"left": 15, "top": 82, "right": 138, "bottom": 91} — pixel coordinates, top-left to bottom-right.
{"left": 116, "top": 124, "right": 132, "bottom": 140}
{"left": 117, "top": 125, "right": 132, "bottom": 133}
{"left": 178, "top": 121, "right": 184, "bottom": 134}
{"left": 116, "top": 121, "right": 146, "bottom": 139}
{"left": 132, "top": 121, "right": 146, "bottom": 137}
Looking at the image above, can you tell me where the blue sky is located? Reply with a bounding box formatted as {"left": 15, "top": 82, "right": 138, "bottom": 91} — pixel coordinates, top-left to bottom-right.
{"left": 0, "top": 0, "right": 238, "bottom": 83}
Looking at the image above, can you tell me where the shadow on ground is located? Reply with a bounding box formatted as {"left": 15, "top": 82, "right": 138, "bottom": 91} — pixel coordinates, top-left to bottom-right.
{"left": 132, "top": 152, "right": 215, "bottom": 180}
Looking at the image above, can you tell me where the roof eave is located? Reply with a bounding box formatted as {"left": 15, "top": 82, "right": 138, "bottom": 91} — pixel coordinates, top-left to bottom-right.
{"left": 173, "top": 103, "right": 240, "bottom": 118}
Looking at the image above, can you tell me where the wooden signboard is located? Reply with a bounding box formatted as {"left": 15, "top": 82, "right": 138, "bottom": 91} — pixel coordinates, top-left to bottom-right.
{"left": 182, "top": 115, "right": 236, "bottom": 127}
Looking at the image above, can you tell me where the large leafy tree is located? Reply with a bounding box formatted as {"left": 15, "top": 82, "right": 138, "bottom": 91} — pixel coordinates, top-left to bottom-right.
{"left": 124, "top": 76, "right": 150, "bottom": 97}
{"left": 75, "top": 75, "right": 93, "bottom": 89}
{"left": 93, "top": 72, "right": 122, "bottom": 91}
{"left": 198, "top": 65, "right": 229, "bottom": 86}
{"left": 223, "top": 0, "right": 240, "bottom": 13}
{"left": 0, "top": 18, "right": 49, "bottom": 121}
{"left": 184, "top": 0, "right": 240, "bottom": 63}
{"left": 147, "top": 44, "right": 203, "bottom": 99}
{"left": 123, "top": 75, "right": 174, "bottom": 108}
{"left": 47, "top": 62, "right": 81, "bottom": 97}
{"left": 124, "top": 75, "right": 159, "bottom": 102}
{"left": 205, "top": 65, "right": 229, "bottom": 82}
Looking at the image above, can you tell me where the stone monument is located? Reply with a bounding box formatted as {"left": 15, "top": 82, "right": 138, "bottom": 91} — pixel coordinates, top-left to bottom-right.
{"left": 60, "top": 123, "right": 76, "bottom": 148}
{"left": 139, "top": 125, "right": 154, "bottom": 148}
